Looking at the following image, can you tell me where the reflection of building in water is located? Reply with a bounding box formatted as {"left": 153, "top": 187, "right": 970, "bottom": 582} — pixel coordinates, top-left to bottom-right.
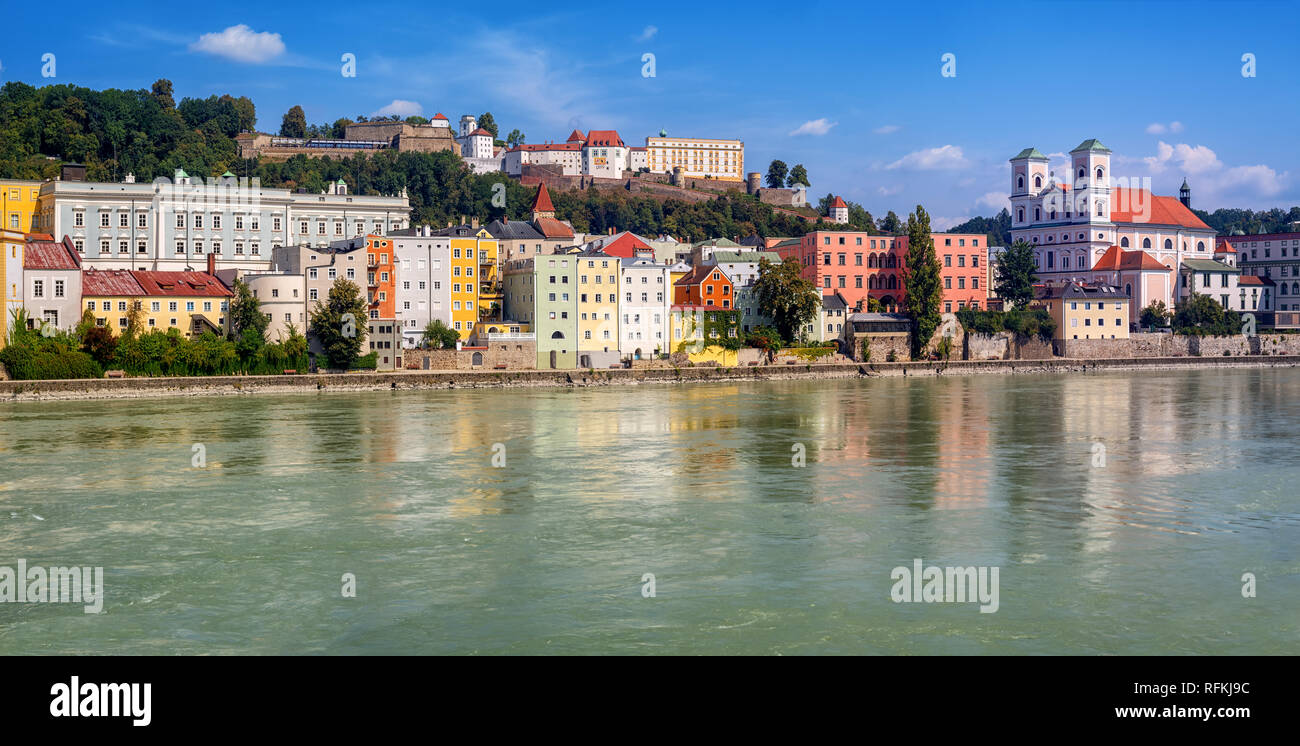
{"left": 933, "top": 377, "right": 991, "bottom": 510}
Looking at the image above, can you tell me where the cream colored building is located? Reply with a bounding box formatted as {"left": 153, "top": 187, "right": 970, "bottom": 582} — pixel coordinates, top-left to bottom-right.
{"left": 1033, "top": 281, "right": 1131, "bottom": 339}
{"left": 646, "top": 135, "right": 744, "bottom": 180}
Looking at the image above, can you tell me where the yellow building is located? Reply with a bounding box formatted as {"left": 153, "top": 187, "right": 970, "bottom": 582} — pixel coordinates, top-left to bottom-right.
{"left": 670, "top": 304, "right": 741, "bottom": 365}
{"left": 80, "top": 269, "right": 232, "bottom": 337}
{"left": 440, "top": 225, "right": 500, "bottom": 338}
{"left": 576, "top": 251, "right": 620, "bottom": 360}
{"left": 1033, "top": 281, "right": 1131, "bottom": 340}
{"left": 1, "top": 179, "right": 42, "bottom": 234}
{"left": 646, "top": 136, "right": 744, "bottom": 181}
{"left": 1, "top": 228, "right": 25, "bottom": 347}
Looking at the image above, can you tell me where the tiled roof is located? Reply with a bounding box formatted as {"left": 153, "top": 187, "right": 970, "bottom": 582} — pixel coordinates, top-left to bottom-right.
{"left": 466, "top": 128, "right": 494, "bottom": 138}
{"left": 1238, "top": 275, "right": 1273, "bottom": 286}
{"left": 132, "top": 271, "right": 233, "bottom": 297}
{"left": 432, "top": 113, "right": 448, "bottom": 120}
{"left": 1109, "top": 188, "right": 1211, "bottom": 229}
{"left": 531, "top": 183, "right": 555, "bottom": 213}
{"left": 822, "top": 292, "right": 848, "bottom": 310}
{"left": 485, "top": 219, "right": 544, "bottom": 240}
{"left": 1071, "top": 138, "right": 1111, "bottom": 153}
{"left": 1035, "top": 281, "right": 1129, "bottom": 300}
{"left": 1091, "top": 246, "right": 1171, "bottom": 272}
{"left": 1010, "top": 147, "right": 1049, "bottom": 161}
{"left": 713, "top": 250, "right": 780, "bottom": 264}
{"left": 81, "top": 269, "right": 145, "bottom": 297}
{"left": 566, "top": 129, "right": 585, "bottom": 142}
{"left": 601, "top": 233, "right": 652, "bottom": 258}
{"left": 830, "top": 196, "right": 848, "bottom": 209}
{"left": 534, "top": 217, "right": 574, "bottom": 239}
{"left": 511, "top": 142, "right": 582, "bottom": 152}
{"left": 23, "top": 236, "right": 80, "bottom": 270}
{"left": 584, "top": 130, "right": 625, "bottom": 148}
{"left": 1215, "top": 239, "right": 1237, "bottom": 253}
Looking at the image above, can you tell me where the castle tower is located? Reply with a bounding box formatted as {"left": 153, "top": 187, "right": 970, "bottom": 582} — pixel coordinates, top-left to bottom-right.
{"left": 459, "top": 115, "right": 477, "bottom": 139}
{"left": 829, "top": 196, "right": 849, "bottom": 224}
{"left": 530, "top": 183, "right": 555, "bottom": 221}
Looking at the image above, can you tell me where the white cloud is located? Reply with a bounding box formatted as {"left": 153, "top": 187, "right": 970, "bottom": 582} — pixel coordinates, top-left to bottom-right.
{"left": 932, "top": 216, "right": 972, "bottom": 232}
{"left": 372, "top": 99, "right": 423, "bottom": 118}
{"left": 885, "top": 145, "right": 969, "bottom": 170}
{"left": 1135, "top": 140, "right": 1288, "bottom": 205}
{"left": 789, "top": 118, "right": 837, "bottom": 136}
{"left": 1145, "top": 121, "right": 1184, "bottom": 135}
{"left": 639, "top": 25, "right": 658, "bottom": 41}
{"left": 877, "top": 185, "right": 903, "bottom": 196}
{"left": 447, "top": 34, "right": 605, "bottom": 128}
{"left": 976, "top": 191, "right": 1009, "bottom": 210}
{"left": 190, "top": 25, "right": 285, "bottom": 64}
{"left": 873, "top": 125, "right": 900, "bottom": 135}
{"left": 1143, "top": 141, "right": 1219, "bottom": 175}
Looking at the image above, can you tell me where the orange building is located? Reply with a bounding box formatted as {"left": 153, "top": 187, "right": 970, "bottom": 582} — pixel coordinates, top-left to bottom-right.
{"left": 364, "top": 234, "right": 397, "bottom": 320}
{"left": 673, "top": 265, "right": 734, "bottom": 309}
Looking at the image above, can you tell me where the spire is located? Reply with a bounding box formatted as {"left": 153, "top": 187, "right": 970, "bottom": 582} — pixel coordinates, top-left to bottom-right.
{"left": 531, "top": 183, "right": 555, "bottom": 219}
{"left": 1179, "top": 178, "right": 1191, "bottom": 209}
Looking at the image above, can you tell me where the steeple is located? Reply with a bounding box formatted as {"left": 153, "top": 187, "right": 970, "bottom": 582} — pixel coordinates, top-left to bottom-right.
{"left": 530, "top": 183, "right": 555, "bottom": 220}
{"left": 1179, "top": 178, "right": 1191, "bottom": 209}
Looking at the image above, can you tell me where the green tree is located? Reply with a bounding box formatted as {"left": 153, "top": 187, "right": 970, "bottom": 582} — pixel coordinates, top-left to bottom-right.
{"left": 879, "top": 210, "right": 903, "bottom": 234}
{"left": 754, "top": 257, "right": 821, "bottom": 343}
{"left": 227, "top": 278, "right": 269, "bottom": 365}
{"left": 1140, "top": 300, "right": 1170, "bottom": 329}
{"left": 310, "top": 279, "right": 368, "bottom": 369}
{"left": 765, "top": 160, "right": 788, "bottom": 189}
{"left": 405, "top": 115, "right": 430, "bottom": 125}
{"left": 903, "top": 205, "right": 943, "bottom": 355}
{"left": 787, "top": 164, "right": 809, "bottom": 188}
{"left": 994, "top": 239, "right": 1038, "bottom": 308}
{"left": 150, "top": 79, "right": 175, "bottom": 110}
{"left": 505, "top": 129, "right": 526, "bottom": 147}
{"left": 1172, "top": 293, "right": 1239, "bottom": 336}
{"left": 477, "top": 112, "right": 499, "bottom": 139}
{"left": 280, "top": 105, "right": 306, "bottom": 138}
{"left": 422, "top": 319, "right": 459, "bottom": 349}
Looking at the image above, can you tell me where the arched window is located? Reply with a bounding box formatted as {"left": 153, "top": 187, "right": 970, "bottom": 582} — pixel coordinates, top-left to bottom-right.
{"left": 551, "top": 331, "right": 564, "bottom": 339}
{"left": 1034, "top": 175, "right": 1042, "bottom": 188}
{"left": 888, "top": 275, "right": 898, "bottom": 290}
{"left": 1293, "top": 282, "right": 1299, "bottom": 296}
{"left": 1164, "top": 239, "right": 1172, "bottom": 249}
{"left": 1050, "top": 210, "right": 1057, "bottom": 220}
{"left": 1077, "top": 167, "right": 1085, "bottom": 179}
{"left": 868, "top": 254, "right": 876, "bottom": 268}
{"left": 868, "top": 276, "right": 876, "bottom": 290}
{"left": 471, "top": 352, "right": 483, "bottom": 366}
{"left": 1017, "top": 176, "right": 1024, "bottom": 190}
{"left": 1017, "top": 208, "right": 1025, "bottom": 222}
{"left": 1034, "top": 208, "right": 1041, "bottom": 221}
{"left": 1197, "top": 241, "right": 1205, "bottom": 251}
{"left": 1125, "top": 283, "right": 1132, "bottom": 298}
{"left": 1142, "top": 238, "right": 1151, "bottom": 249}
{"left": 1281, "top": 283, "right": 1288, "bottom": 295}
{"left": 1096, "top": 202, "right": 1104, "bottom": 216}
{"left": 1096, "top": 167, "right": 1104, "bottom": 180}
{"left": 1121, "top": 237, "right": 1130, "bottom": 247}
{"left": 888, "top": 255, "right": 897, "bottom": 268}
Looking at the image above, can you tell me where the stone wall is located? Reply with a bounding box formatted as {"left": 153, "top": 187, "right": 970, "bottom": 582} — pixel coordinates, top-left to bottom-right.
{"left": 851, "top": 333, "right": 911, "bottom": 363}
{"left": 403, "top": 342, "right": 536, "bottom": 370}
{"left": 1053, "top": 332, "right": 1300, "bottom": 358}
{"left": 0, "top": 362, "right": 7, "bottom": 381}
{"left": 965, "top": 332, "right": 1009, "bottom": 360}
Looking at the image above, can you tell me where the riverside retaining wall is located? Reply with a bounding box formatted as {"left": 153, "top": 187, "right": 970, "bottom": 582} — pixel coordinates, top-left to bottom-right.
{"left": 4, "top": 355, "right": 1299, "bottom": 402}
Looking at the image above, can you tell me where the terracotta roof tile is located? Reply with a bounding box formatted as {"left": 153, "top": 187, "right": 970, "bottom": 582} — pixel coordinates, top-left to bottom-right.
{"left": 1109, "top": 188, "right": 1210, "bottom": 230}
{"left": 1091, "top": 246, "right": 1171, "bottom": 272}
{"left": 23, "top": 236, "right": 81, "bottom": 270}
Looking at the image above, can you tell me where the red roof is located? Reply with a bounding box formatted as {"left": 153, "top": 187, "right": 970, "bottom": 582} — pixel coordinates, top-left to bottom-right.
{"left": 1091, "top": 246, "right": 1171, "bottom": 272}
{"left": 512, "top": 142, "right": 582, "bottom": 152}
{"left": 584, "top": 130, "right": 625, "bottom": 148}
{"left": 566, "top": 129, "right": 585, "bottom": 142}
{"left": 432, "top": 113, "right": 448, "bottom": 120}
{"left": 1109, "top": 188, "right": 1210, "bottom": 230}
{"left": 601, "top": 232, "right": 652, "bottom": 258}
{"left": 1238, "top": 275, "right": 1272, "bottom": 286}
{"left": 132, "top": 271, "right": 233, "bottom": 298}
{"left": 531, "top": 183, "right": 555, "bottom": 213}
{"left": 23, "top": 236, "right": 81, "bottom": 270}
{"left": 466, "top": 128, "right": 493, "bottom": 138}
{"left": 830, "top": 196, "right": 847, "bottom": 209}
{"left": 534, "top": 217, "right": 574, "bottom": 239}
{"left": 82, "top": 269, "right": 145, "bottom": 297}
{"left": 1215, "top": 239, "right": 1237, "bottom": 254}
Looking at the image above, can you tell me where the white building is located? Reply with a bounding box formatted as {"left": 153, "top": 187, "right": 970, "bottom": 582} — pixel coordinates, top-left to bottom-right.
{"left": 645, "top": 134, "right": 744, "bottom": 180}
{"left": 618, "top": 256, "right": 670, "bottom": 359}
{"left": 582, "top": 130, "right": 629, "bottom": 179}
{"left": 390, "top": 225, "right": 452, "bottom": 348}
{"left": 32, "top": 169, "right": 410, "bottom": 274}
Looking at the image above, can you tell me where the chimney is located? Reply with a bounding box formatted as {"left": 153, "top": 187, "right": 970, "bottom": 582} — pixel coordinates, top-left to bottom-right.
{"left": 471, "top": 217, "right": 479, "bottom": 229}
{"left": 207, "top": 252, "right": 216, "bottom": 276}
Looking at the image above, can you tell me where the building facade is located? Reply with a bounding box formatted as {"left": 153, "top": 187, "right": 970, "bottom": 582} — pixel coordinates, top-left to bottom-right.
{"left": 644, "top": 135, "right": 744, "bottom": 180}
{"left": 22, "top": 235, "right": 83, "bottom": 333}
{"left": 575, "top": 250, "right": 622, "bottom": 368}
{"left": 504, "top": 254, "right": 578, "bottom": 369}
{"left": 619, "top": 256, "right": 670, "bottom": 359}
{"left": 390, "top": 227, "right": 452, "bottom": 348}
{"left": 1232, "top": 232, "right": 1300, "bottom": 311}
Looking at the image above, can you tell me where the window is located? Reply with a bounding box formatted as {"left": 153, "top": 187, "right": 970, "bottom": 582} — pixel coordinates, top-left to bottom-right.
{"left": 32, "top": 280, "right": 44, "bottom": 298}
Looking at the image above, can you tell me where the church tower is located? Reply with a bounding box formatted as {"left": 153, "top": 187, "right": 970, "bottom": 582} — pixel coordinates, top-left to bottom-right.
{"left": 1179, "top": 178, "right": 1191, "bottom": 209}
{"left": 1009, "top": 147, "right": 1049, "bottom": 228}
{"left": 1070, "top": 138, "right": 1112, "bottom": 223}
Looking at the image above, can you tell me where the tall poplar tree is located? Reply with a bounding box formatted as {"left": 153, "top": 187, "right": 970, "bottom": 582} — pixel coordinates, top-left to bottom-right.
{"left": 903, "top": 205, "right": 943, "bottom": 355}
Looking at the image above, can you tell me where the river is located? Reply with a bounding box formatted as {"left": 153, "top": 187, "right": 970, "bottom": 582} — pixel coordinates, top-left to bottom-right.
{"left": 1, "top": 367, "right": 1296, "bottom": 654}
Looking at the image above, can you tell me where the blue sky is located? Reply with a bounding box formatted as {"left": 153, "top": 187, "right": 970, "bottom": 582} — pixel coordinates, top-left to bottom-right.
{"left": 4, "top": 0, "right": 1298, "bottom": 228}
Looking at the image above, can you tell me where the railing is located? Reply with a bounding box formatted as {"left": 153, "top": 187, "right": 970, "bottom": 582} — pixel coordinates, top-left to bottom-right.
{"left": 486, "top": 332, "right": 535, "bottom": 341}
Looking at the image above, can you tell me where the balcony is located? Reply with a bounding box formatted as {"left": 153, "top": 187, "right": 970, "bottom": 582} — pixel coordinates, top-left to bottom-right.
{"left": 486, "top": 332, "right": 535, "bottom": 341}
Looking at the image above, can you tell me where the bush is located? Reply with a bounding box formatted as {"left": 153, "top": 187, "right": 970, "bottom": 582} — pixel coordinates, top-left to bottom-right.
{"left": 350, "top": 351, "right": 379, "bottom": 370}
{"left": 0, "top": 342, "right": 103, "bottom": 380}
{"left": 954, "top": 307, "right": 1056, "bottom": 341}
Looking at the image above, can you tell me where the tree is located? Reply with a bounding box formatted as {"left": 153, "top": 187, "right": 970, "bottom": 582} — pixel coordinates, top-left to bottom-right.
{"left": 1172, "top": 293, "right": 1239, "bottom": 336}
{"left": 227, "top": 278, "right": 269, "bottom": 365}
{"left": 310, "top": 279, "right": 368, "bottom": 369}
{"left": 405, "top": 115, "right": 430, "bottom": 125}
{"left": 879, "top": 211, "right": 903, "bottom": 234}
{"left": 477, "top": 112, "right": 499, "bottom": 139}
{"left": 787, "top": 164, "right": 809, "bottom": 188}
{"left": 1140, "top": 300, "right": 1170, "bottom": 329}
{"left": 505, "top": 129, "right": 526, "bottom": 147}
{"left": 765, "top": 160, "right": 788, "bottom": 189}
{"left": 422, "top": 319, "right": 459, "bottom": 349}
{"left": 151, "top": 79, "right": 175, "bottom": 110}
{"left": 994, "top": 239, "right": 1038, "bottom": 308}
{"left": 754, "top": 257, "right": 821, "bottom": 343}
{"left": 903, "top": 205, "right": 943, "bottom": 355}
{"left": 280, "top": 105, "right": 306, "bottom": 138}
